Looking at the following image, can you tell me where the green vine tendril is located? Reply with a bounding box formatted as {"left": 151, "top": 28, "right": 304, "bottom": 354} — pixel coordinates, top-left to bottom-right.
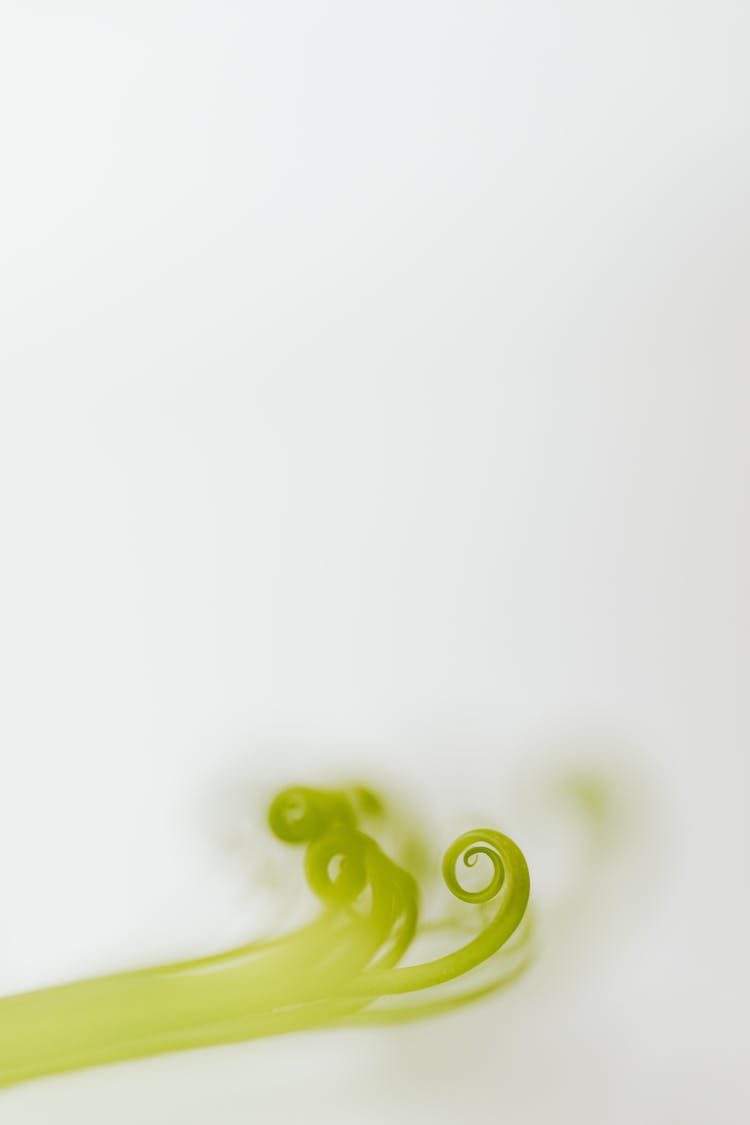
{"left": 0, "top": 783, "right": 531, "bottom": 1089}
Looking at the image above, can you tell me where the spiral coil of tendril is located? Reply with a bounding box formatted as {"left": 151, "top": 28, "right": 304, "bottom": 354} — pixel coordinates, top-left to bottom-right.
{"left": 263, "top": 786, "right": 530, "bottom": 1000}
{"left": 442, "top": 830, "right": 507, "bottom": 903}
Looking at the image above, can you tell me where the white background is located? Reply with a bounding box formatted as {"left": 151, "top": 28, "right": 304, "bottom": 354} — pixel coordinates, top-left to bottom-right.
{"left": 1, "top": 2, "right": 748, "bottom": 1121}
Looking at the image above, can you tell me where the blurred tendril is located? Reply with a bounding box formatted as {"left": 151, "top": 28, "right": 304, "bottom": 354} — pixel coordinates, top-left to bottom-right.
{"left": 0, "top": 783, "right": 531, "bottom": 1090}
